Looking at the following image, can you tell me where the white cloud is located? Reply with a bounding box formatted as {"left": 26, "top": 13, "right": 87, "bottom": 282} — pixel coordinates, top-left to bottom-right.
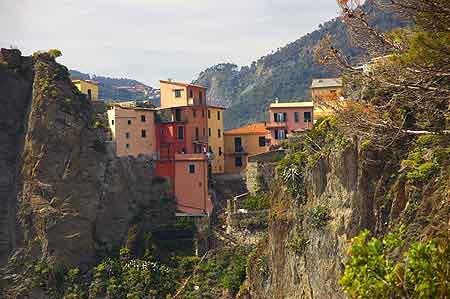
{"left": 1, "top": 0, "right": 339, "bottom": 86}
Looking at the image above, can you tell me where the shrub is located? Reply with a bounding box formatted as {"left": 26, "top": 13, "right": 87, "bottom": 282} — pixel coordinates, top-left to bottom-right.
{"left": 48, "top": 49, "right": 62, "bottom": 58}
{"left": 308, "top": 205, "right": 331, "bottom": 228}
{"left": 341, "top": 229, "right": 450, "bottom": 299}
{"left": 287, "top": 233, "right": 309, "bottom": 255}
{"left": 240, "top": 195, "right": 270, "bottom": 210}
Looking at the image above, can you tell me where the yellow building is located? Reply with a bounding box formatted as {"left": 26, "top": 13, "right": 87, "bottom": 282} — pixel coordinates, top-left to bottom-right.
{"left": 207, "top": 105, "right": 226, "bottom": 174}
{"left": 72, "top": 79, "right": 99, "bottom": 101}
{"left": 224, "top": 123, "right": 269, "bottom": 174}
{"left": 311, "top": 78, "right": 343, "bottom": 121}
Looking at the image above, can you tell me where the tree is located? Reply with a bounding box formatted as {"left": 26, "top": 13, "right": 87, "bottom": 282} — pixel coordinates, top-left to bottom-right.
{"left": 48, "top": 49, "right": 62, "bottom": 59}
{"left": 316, "top": 0, "right": 450, "bottom": 148}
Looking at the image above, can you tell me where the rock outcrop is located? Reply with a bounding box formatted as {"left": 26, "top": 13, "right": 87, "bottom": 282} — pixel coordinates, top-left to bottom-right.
{"left": 239, "top": 141, "right": 449, "bottom": 299}
{"left": 0, "top": 49, "right": 175, "bottom": 298}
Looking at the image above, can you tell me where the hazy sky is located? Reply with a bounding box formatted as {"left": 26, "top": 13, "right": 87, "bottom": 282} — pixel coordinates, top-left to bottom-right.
{"left": 1, "top": 0, "right": 339, "bottom": 86}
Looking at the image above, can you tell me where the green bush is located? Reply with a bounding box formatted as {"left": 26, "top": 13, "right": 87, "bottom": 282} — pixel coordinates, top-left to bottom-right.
{"left": 341, "top": 229, "right": 450, "bottom": 299}
{"left": 287, "top": 233, "right": 309, "bottom": 255}
{"left": 240, "top": 195, "right": 270, "bottom": 210}
{"left": 308, "top": 205, "right": 331, "bottom": 228}
{"left": 48, "top": 49, "right": 62, "bottom": 58}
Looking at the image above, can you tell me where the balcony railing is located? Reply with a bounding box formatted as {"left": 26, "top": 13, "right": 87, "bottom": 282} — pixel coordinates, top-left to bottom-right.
{"left": 265, "top": 121, "right": 287, "bottom": 129}
{"left": 192, "top": 136, "right": 208, "bottom": 144}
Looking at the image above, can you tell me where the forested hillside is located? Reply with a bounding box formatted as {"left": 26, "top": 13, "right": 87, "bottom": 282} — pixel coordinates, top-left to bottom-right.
{"left": 69, "top": 69, "right": 160, "bottom": 102}
{"left": 195, "top": 3, "right": 408, "bottom": 129}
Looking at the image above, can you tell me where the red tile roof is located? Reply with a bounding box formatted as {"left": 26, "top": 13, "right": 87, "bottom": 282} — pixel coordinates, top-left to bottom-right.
{"left": 224, "top": 122, "right": 267, "bottom": 135}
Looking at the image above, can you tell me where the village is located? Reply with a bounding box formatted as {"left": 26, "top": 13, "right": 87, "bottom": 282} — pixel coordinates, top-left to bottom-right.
{"left": 72, "top": 75, "right": 344, "bottom": 219}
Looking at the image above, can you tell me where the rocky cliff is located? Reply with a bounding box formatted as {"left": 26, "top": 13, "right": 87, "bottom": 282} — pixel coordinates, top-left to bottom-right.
{"left": 0, "top": 49, "right": 175, "bottom": 298}
{"left": 238, "top": 137, "right": 449, "bottom": 298}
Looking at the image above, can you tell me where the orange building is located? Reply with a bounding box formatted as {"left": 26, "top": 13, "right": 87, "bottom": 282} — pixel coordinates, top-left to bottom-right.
{"left": 174, "top": 154, "right": 212, "bottom": 216}
{"left": 160, "top": 80, "right": 207, "bottom": 108}
{"left": 107, "top": 106, "right": 156, "bottom": 157}
{"left": 207, "top": 105, "right": 226, "bottom": 174}
{"left": 266, "top": 101, "right": 314, "bottom": 146}
{"left": 224, "top": 123, "right": 269, "bottom": 174}
{"left": 72, "top": 79, "right": 99, "bottom": 101}
{"left": 311, "top": 78, "right": 343, "bottom": 121}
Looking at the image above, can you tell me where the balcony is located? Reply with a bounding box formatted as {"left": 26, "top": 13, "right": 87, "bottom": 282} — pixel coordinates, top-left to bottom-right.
{"left": 265, "top": 121, "right": 287, "bottom": 129}
{"left": 192, "top": 136, "right": 208, "bottom": 144}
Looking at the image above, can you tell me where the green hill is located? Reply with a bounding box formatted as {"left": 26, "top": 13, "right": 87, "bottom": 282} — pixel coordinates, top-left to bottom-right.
{"left": 194, "top": 4, "right": 408, "bottom": 129}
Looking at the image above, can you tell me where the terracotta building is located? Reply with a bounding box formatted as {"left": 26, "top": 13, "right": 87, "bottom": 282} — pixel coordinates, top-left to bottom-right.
{"left": 207, "top": 105, "right": 225, "bottom": 174}
{"left": 72, "top": 79, "right": 99, "bottom": 101}
{"left": 174, "top": 154, "right": 212, "bottom": 216}
{"left": 224, "top": 123, "right": 269, "bottom": 174}
{"left": 107, "top": 106, "right": 156, "bottom": 157}
{"left": 311, "top": 78, "right": 343, "bottom": 121}
{"left": 266, "top": 101, "right": 314, "bottom": 146}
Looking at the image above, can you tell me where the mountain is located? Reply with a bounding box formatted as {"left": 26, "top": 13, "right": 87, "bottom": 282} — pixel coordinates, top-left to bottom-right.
{"left": 195, "top": 4, "right": 408, "bottom": 129}
{"left": 69, "top": 69, "right": 161, "bottom": 104}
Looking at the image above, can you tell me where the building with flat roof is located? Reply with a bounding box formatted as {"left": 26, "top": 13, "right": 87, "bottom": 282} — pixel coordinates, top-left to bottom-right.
{"left": 266, "top": 101, "right": 314, "bottom": 146}
{"left": 207, "top": 105, "right": 225, "bottom": 174}
{"left": 159, "top": 80, "right": 207, "bottom": 108}
{"left": 107, "top": 106, "right": 156, "bottom": 157}
{"left": 311, "top": 78, "right": 343, "bottom": 121}
{"left": 72, "top": 79, "right": 99, "bottom": 101}
{"left": 224, "top": 123, "right": 269, "bottom": 174}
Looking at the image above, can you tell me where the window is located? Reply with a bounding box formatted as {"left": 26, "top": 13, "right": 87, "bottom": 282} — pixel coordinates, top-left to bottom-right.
{"left": 111, "top": 120, "right": 114, "bottom": 125}
{"left": 199, "top": 91, "right": 203, "bottom": 102}
{"left": 175, "top": 109, "right": 182, "bottom": 121}
{"left": 195, "top": 127, "right": 199, "bottom": 139}
{"left": 218, "top": 129, "right": 221, "bottom": 138}
{"left": 189, "top": 89, "right": 193, "bottom": 98}
{"left": 126, "top": 132, "right": 130, "bottom": 139}
{"left": 294, "top": 112, "right": 299, "bottom": 123}
{"left": 274, "top": 130, "right": 287, "bottom": 140}
{"left": 330, "top": 89, "right": 337, "bottom": 94}
{"left": 174, "top": 89, "right": 182, "bottom": 98}
{"left": 126, "top": 144, "right": 130, "bottom": 149}
{"left": 217, "top": 111, "right": 221, "bottom": 120}
{"left": 203, "top": 128, "right": 206, "bottom": 136}
{"left": 208, "top": 128, "right": 211, "bottom": 137}
{"left": 304, "top": 111, "right": 312, "bottom": 122}
{"left": 219, "top": 147, "right": 222, "bottom": 156}
{"left": 141, "top": 115, "right": 146, "bottom": 122}
{"left": 274, "top": 112, "right": 287, "bottom": 122}
{"left": 208, "top": 146, "right": 212, "bottom": 152}
{"left": 128, "top": 119, "right": 132, "bottom": 125}
{"left": 141, "top": 130, "right": 146, "bottom": 138}
{"left": 208, "top": 110, "right": 211, "bottom": 119}
{"left": 193, "top": 110, "right": 196, "bottom": 118}
{"left": 177, "top": 127, "right": 184, "bottom": 140}
{"left": 259, "top": 136, "right": 266, "bottom": 147}
{"left": 189, "top": 164, "right": 195, "bottom": 173}
{"left": 202, "top": 110, "right": 205, "bottom": 117}
{"left": 87, "top": 89, "right": 92, "bottom": 100}
{"left": 235, "top": 157, "right": 243, "bottom": 167}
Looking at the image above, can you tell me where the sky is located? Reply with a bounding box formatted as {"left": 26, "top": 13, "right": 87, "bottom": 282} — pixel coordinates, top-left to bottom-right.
{"left": 1, "top": 0, "right": 340, "bottom": 86}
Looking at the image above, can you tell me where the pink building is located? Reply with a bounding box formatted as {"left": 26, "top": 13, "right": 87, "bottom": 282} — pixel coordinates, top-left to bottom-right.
{"left": 266, "top": 101, "right": 314, "bottom": 146}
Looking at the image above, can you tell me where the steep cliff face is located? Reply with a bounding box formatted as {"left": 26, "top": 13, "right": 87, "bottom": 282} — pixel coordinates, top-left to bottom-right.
{"left": 0, "top": 49, "right": 175, "bottom": 298}
{"left": 239, "top": 139, "right": 449, "bottom": 299}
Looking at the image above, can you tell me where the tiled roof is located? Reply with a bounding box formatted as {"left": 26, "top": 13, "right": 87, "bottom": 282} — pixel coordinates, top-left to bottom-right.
{"left": 270, "top": 101, "right": 314, "bottom": 108}
{"left": 224, "top": 122, "right": 267, "bottom": 135}
{"left": 311, "top": 78, "right": 342, "bottom": 89}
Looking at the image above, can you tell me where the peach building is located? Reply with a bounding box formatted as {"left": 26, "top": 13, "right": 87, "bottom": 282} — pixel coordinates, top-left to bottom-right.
{"left": 174, "top": 154, "right": 212, "bottom": 216}
{"left": 266, "top": 101, "right": 314, "bottom": 146}
{"left": 159, "top": 80, "right": 207, "bottom": 108}
{"left": 107, "top": 106, "right": 156, "bottom": 157}
{"left": 311, "top": 78, "right": 343, "bottom": 121}
{"left": 72, "top": 79, "right": 99, "bottom": 101}
{"left": 224, "top": 123, "right": 270, "bottom": 174}
{"left": 207, "top": 105, "right": 225, "bottom": 174}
